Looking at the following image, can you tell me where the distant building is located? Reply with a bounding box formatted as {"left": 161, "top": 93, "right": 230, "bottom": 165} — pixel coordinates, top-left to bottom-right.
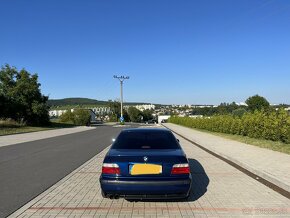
{"left": 49, "top": 107, "right": 111, "bottom": 118}
{"left": 135, "top": 104, "right": 155, "bottom": 111}
{"left": 192, "top": 105, "right": 215, "bottom": 108}
{"left": 236, "top": 102, "right": 248, "bottom": 106}
{"left": 189, "top": 115, "right": 203, "bottom": 118}
{"left": 158, "top": 115, "right": 171, "bottom": 124}
{"left": 91, "top": 107, "right": 111, "bottom": 115}
{"left": 49, "top": 109, "right": 72, "bottom": 117}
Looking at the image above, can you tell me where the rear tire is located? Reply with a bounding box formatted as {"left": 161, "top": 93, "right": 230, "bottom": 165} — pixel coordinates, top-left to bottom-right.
{"left": 182, "top": 193, "right": 190, "bottom": 201}
{"left": 101, "top": 190, "right": 107, "bottom": 198}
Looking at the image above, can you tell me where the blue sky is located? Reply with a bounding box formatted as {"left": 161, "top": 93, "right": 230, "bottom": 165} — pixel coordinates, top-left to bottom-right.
{"left": 0, "top": 0, "right": 289, "bottom": 105}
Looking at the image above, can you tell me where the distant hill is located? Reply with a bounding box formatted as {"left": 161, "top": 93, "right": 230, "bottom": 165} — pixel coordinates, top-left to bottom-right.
{"left": 47, "top": 98, "right": 108, "bottom": 107}
{"left": 47, "top": 98, "right": 151, "bottom": 108}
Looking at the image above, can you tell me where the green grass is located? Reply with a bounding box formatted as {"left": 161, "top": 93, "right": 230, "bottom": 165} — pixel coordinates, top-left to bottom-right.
{"left": 189, "top": 127, "right": 290, "bottom": 155}
{"left": 0, "top": 126, "right": 53, "bottom": 136}
{"left": 0, "top": 120, "right": 76, "bottom": 136}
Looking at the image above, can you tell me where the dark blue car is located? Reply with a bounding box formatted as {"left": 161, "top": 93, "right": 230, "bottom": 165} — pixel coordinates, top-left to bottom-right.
{"left": 99, "top": 128, "right": 192, "bottom": 200}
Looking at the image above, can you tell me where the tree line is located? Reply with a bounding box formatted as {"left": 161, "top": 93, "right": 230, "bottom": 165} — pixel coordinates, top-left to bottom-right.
{"left": 191, "top": 95, "right": 273, "bottom": 116}
{"left": 108, "top": 101, "right": 154, "bottom": 122}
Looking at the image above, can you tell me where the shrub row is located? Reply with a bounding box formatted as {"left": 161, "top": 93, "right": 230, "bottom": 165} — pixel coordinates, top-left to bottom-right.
{"left": 168, "top": 109, "right": 290, "bottom": 143}
{"left": 59, "top": 109, "right": 91, "bottom": 126}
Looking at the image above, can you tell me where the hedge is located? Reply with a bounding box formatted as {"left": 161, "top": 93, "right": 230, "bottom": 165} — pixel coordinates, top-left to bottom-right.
{"left": 168, "top": 109, "right": 290, "bottom": 143}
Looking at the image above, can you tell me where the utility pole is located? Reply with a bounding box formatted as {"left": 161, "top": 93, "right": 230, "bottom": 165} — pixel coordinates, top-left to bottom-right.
{"left": 113, "top": 75, "right": 129, "bottom": 123}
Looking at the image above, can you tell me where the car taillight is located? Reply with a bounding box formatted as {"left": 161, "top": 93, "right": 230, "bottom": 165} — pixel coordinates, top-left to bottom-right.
{"left": 171, "top": 163, "right": 190, "bottom": 175}
{"left": 102, "top": 163, "right": 120, "bottom": 175}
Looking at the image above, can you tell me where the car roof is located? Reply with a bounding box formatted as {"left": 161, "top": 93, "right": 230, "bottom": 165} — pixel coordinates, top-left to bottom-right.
{"left": 121, "top": 128, "right": 171, "bottom": 133}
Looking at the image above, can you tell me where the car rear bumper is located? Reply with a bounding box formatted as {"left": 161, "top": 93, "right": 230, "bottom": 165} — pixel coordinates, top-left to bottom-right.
{"left": 118, "top": 193, "right": 189, "bottom": 200}
{"left": 100, "top": 177, "right": 192, "bottom": 199}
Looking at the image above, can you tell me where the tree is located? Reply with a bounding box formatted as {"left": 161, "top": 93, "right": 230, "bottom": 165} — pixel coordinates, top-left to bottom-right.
{"left": 108, "top": 101, "right": 121, "bottom": 117}
{"left": 123, "top": 109, "right": 130, "bottom": 122}
{"left": 0, "top": 93, "right": 9, "bottom": 119}
{"left": 246, "top": 95, "right": 270, "bottom": 112}
{"left": 232, "top": 108, "right": 247, "bottom": 117}
{"left": 0, "top": 65, "right": 18, "bottom": 120}
{"left": 127, "top": 107, "right": 142, "bottom": 122}
{"left": 0, "top": 64, "right": 49, "bottom": 125}
{"left": 142, "top": 109, "right": 153, "bottom": 121}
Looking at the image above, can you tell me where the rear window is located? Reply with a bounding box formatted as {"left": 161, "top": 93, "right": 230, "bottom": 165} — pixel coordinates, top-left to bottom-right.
{"left": 112, "top": 131, "right": 180, "bottom": 149}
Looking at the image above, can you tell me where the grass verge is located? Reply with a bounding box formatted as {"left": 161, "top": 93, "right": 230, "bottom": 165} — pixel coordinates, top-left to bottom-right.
{"left": 187, "top": 127, "right": 290, "bottom": 155}
{"left": 0, "top": 120, "right": 76, "bottom": 136}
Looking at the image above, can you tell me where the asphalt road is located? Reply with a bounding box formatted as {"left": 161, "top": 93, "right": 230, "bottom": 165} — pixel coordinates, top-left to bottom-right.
{"left": 0, "top": 125, "right": 135, "bottom": 218}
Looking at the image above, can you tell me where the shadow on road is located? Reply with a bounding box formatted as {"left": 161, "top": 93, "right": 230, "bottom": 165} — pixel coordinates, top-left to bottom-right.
{"left": 187, "top": 158, "right": 209, "bottom": 201}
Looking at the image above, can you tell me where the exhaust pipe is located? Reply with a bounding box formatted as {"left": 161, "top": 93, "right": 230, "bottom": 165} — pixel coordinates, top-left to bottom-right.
{"left": 107, "top": 194, "right": 119, "bottom": 199}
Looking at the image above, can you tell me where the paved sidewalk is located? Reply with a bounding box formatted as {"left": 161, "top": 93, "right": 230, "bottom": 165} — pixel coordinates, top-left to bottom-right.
{"left": 0, "top": 126, "right": 96, "bottom": 147}
{"left": 163, "top": 123, "right": 290, "bottom": 194}
{"left": 10, "top": 133, "right": 290, "bottom": 217}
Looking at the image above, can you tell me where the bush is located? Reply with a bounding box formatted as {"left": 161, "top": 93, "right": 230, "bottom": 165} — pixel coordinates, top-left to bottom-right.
{"left": 73, "top": 109, "right": 91, "bottom": 126}
{"left": 59, "top": 110, "right": 74, "bottom": 123}
{"left": 168, "top": 109, "right": 290, "bottom": 143}
{"left": 59, "top": 109, "right": 91, "bottom": 126}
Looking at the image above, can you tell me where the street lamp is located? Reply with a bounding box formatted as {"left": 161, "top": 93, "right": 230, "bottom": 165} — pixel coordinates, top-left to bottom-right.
{"left": 113, "top": 75, "right": 130, "bottom": 123}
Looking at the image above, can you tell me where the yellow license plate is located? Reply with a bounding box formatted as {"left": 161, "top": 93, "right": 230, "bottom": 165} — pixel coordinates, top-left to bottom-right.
{"left": 130, "top": 163, "right": 162, "bottom": 175}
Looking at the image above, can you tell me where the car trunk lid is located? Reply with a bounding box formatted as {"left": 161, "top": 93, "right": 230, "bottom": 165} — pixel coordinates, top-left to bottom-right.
{"left": 106, "top": 149, "right": 187, "bottom": 177}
